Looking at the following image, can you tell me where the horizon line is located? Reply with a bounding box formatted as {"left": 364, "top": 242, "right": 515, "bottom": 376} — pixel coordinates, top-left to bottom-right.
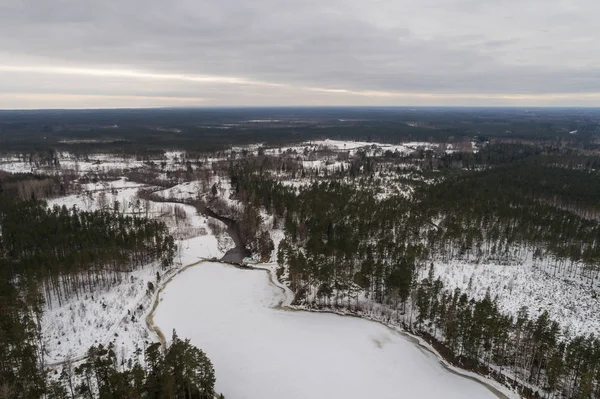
{"left": 2, "top": 105, "right": 600, "bottom": 112}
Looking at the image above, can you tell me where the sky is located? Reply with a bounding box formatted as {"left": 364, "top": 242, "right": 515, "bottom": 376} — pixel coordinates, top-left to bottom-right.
{"left": 1, "top": 0, "right": 599, "bottom": 109}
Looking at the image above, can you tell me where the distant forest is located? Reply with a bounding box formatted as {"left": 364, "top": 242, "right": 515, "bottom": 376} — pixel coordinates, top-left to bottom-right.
{"left": 1, "top": 107, "right": 600, "bottom": 154}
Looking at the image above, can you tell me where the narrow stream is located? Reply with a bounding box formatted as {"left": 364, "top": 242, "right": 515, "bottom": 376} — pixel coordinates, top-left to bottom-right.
{"left": 193, "top": 201, "right": 250, "bottom": 263}
{"left": 180, "top": 204, "right": 507, "bottom": 399}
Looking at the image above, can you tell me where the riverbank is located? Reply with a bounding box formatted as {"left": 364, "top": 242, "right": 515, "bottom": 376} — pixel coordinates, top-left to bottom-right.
{"left": 149, "top": 261, "right": 519, "bottom": 399}
{"left": 191, "top": 201, "right": 250, "bottom": 264}
{"left": 253, "top": 263, "right": 519, "bottom": 398}
{"left": 145, "top": 259, "right": 208, "bottom": 348}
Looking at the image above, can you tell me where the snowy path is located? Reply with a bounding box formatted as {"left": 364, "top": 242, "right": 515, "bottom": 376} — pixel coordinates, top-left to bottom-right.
{"left": 154, "top": 262, "right": 516, "bottom": 399}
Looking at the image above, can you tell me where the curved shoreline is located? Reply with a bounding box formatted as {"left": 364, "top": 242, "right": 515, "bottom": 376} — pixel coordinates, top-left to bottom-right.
{"left": 147, "top": 261, "right": 519, "bottom": 399}
{"left": 286, "top": 307, "right": 515, "bottom": 399}
{"left": 253, "top": 263, "right": 518, "bottom": 398}
{"left": 145, "top": 259, "right": 208, "bottom": 349}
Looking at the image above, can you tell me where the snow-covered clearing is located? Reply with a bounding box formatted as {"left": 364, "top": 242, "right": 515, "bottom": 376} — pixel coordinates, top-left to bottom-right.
{"left": 42, "top": 263, "right": 161, "bottom": 364}
{"left": 41, "top": 177, "right": 231, "bottom": 366}
{"left": 154, "top": 262, "right": 503, "bottom": 399}
{"left": 431, "top": 259, "right": 600, "bottom": 338}
{"left": 47, "top": 178, "right": 143, "bottom": 212}
{"left": 0, "top": 153, "right": 147, "bottom": 175}
{"left": 309, "top": 139, "right": 439, "bottom": 155}
{"left": 152, "top": 181, "right": 203, "bottom": 201}
{"left": 42, "top": 240, "right": 226, "bottom": 366}
{"left": 229, "top": 138, "right": 463, "bottom": 159}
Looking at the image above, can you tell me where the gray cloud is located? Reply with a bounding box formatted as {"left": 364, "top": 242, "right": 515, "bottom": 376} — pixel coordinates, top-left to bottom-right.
{"left": 1, "top": 0, "right": 599, "bottom": 107}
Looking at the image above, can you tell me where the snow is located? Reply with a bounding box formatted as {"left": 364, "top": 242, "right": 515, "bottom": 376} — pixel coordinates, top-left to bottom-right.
{"left": 42, "top": 264, "right": 161, "bottom": 364}
{"left": 153, "top": 181, "right": 203, "bottom": 201}
{"left": 175, "top": 235, "right": 224, "bottom": 264}
{"left": 309, "top": 139, "right": 439, "bottom": 155}
{"left": 0, "top": 152, "right": 146, "bottom": 175}
{"left": 0, "top": 158, "right": 35, "bottom": 173}
{"left": 41, "top": 176, "right": 230, "bottom": 366}
{"left": 232, "top": 139, "right": 448, "bottom": 159}
{"left": 42, "top": 240, "right": 226, "bottom": 366}
{"left": 47, "top": 178, "right": 144, "bottom": 212}
{"left": 154, "top": 262, "right": 501, "bottom": 399}
{"left": 3, "top": 141, "right": 578, "bottom": 392}
{"left": 431, "top": 259, "right": 600, "bottom": 339}
{"left": 268, "top": 229, "right": 285, "bottom": 263}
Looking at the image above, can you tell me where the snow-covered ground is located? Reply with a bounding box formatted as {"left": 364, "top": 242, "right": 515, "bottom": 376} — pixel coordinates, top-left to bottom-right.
{"left": 47, "top": 178, "right": 143, "bottom": 211}
{"left": 42, "top": 263, "right": 161, "bottom": 364}
{"left": 41, "top": 176, "right": 232, "bottom": 366}
{"left": 309, "top": 139, "right": 439, "bottom": 156}
{"left": 3, "top": 141, "right": 590, "bottom": 386}
{"left": 0, "top": 153, "right": 147, "bottom": 175}
{"left": 42, "top": 239, "right": 227, "bottom": 366}
{"left": 153, "top": 181, "right": 204, "bottom": 201}
{"left": 229, "top": 138, "right": 462, "bottom": 159}
{"left": 154, "top": 262, "right": 502, "bottom": 399}
{"left": 431, "top": 259, "right": 600, "bottom": 338}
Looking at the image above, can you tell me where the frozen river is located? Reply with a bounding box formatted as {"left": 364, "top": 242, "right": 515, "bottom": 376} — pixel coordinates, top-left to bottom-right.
{"left": 154, "top": 262, "right": 502, "bottom": 399}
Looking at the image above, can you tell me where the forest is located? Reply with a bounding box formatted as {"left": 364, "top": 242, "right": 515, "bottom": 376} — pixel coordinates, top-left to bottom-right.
{"left": 226, "top": 142, "right": 600, "bottom": 398}
{"left": 0, "top": 174, "right": 217, "bottom": 398}
{"left": 2, "top": 107, "right": 600, "bottom": 398}
{"left": 47, "top": 331, "right": 217, "bottom": 399}
{"left": 2, "top": 107, "right": 600, "bottom": 155}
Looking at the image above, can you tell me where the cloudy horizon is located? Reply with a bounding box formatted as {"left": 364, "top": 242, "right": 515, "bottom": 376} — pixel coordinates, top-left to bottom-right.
{"left": 1, "top": 0, "right": 599, "bottom": 109}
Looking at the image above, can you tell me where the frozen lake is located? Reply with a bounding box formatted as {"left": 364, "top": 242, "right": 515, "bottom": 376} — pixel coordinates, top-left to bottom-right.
{"left": 154, "top": 262, "right": 501, "bottom": 399}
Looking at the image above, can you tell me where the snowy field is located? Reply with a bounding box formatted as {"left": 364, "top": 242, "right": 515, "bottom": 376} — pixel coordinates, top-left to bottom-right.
{"left": 309, "top": 138, "right": 439, "bottom": 155}
{"left": 231, "top": 138, "right": 460, "bottom": 158}
{"left": 154, "top": 262, "right": 501, "bottom": 399}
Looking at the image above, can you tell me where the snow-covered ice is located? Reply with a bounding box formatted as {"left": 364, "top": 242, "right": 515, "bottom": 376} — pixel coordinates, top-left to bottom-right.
{"left": 154, "top": 262, "right": 500, "bottom": 399}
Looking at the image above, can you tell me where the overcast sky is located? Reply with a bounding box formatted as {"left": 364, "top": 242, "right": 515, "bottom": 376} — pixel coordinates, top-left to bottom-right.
{"left": 1, "top": 0, "right": 599, "bottom": 108}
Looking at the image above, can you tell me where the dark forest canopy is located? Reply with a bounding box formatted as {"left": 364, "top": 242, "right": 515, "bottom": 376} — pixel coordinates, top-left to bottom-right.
{"left": 0, "top": 174, "right": 217, "bottom": 399}
{"left": 226, "top": 143, "right": 600, "bottom": 398}
{"left": 1, "top": 107, "right": 600, "bottom": 155}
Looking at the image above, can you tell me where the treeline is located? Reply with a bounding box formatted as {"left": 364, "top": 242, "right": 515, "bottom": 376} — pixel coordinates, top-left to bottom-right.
{"left": 1, "top": 199, "right": 176, "bottom": 307}
{"left": 417, "top": 163, "right": 600, "bottom": 274}
{"left": 230, "top": 146, "right": 600, "bottom": 274}
{"left": 0, "top": 171, "right": 75, "bottom": 200}
{"left": 439, "top": 144, "right": 600, "bottom": 171}
{"left": 228, "top": 156, "right": 600, "bottom": 397}
{"left": 438, "top": 145, "right": 600, "bottom": 210}
{"left": 0, "top": 174, "right": 220, "bottom": 398}
{"left": 416, "top": 270, "right": 600, "bottom": 398}
{"left": 0, "top": 274, "right": 46, "bottom": 398}
{"left": 3, "top": 108, "right": 600, "bottom": 155}
{"left": 48, "top": 331, "right": 217, "bottom": 399}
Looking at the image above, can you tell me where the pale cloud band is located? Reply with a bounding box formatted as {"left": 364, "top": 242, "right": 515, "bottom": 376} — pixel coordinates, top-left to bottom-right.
{"left": 1, "top": 64, "right": 600, "bottom": 109}
{"left": 1, "top": 0, "right": 599, "bottom": 108}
